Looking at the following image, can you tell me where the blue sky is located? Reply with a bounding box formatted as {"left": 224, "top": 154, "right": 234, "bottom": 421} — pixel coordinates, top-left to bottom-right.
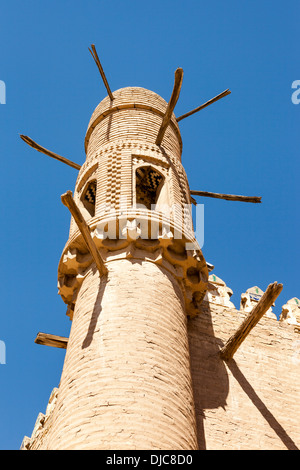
{"left": 0, "top": 0, "right": 298, "bottom": 449}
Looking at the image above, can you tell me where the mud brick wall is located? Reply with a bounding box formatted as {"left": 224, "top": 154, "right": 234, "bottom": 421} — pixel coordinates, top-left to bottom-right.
{"left": 188, "top": 301, "right": 300, "bottom": 450}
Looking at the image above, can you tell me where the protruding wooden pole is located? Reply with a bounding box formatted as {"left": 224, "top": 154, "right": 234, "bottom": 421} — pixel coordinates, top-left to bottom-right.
{"left": 155, "top": 68, "right": 184, "bottom": 146}
{"left": 219, "top": 282, "right": 283, "bottom": 361}
{"left": 61, "top": 190, "right": 108, "bottom": 276}
{"left": 190, "top": 190, "right": 262, "bottom": 204}
{"left": 177, "top": 89, "right": 231, "bottom": 122}
{"left": 35, "top": 332, "right": 68, "bottom": 349}
{"left": 89, "top": 44, "right": 114, "bottom": 101}
{"left": 20, "top": 135, "right": 81, "bottom": 170}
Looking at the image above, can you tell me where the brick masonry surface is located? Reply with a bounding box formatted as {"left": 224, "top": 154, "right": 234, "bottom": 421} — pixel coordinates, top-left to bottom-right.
{"left": 188, "top": 302, "right": 300, "bottom": 450}
{"left": 30, "top": 261, "right": 198, "bottom": 450}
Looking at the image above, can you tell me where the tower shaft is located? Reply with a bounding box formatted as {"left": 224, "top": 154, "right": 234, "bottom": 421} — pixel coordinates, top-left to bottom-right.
{"left": 45, "top": 260, "right": 198, "bottom": 449}
{"left": 36, "top": 86, "right": 208, "bottom": 450}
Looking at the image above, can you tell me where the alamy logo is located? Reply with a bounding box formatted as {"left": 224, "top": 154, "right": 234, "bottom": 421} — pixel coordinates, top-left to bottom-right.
{"left": 0, "top": 340, "right": 6, "bottom": 364}
{"left": 291, "top": 80, "right": 300, "bottom": 105}
{"left": 0, "top": 80, "right": 6, "bottom": 104}
{"left": 91, "top": 201, "right": 205, "bottom": 249}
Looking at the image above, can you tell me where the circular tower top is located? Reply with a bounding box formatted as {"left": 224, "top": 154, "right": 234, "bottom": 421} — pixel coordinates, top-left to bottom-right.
{"left": 85, "top": 87, "right": 183, "bottom": 161}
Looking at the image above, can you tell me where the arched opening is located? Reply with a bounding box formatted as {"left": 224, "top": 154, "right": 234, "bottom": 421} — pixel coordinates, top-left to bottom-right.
{"left": 135, "top": 166, "right": 164, "bottom": 210}
{"left": 81, "top": 180, "right": 96, "bottom": 217}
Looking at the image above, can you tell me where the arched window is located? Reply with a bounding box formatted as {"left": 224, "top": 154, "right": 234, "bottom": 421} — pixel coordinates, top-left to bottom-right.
{"left": 135, "top": 166, "right": 164, "bottom": 210}
{"left": 81, "top": 180, "right": 96, "bottom": 217}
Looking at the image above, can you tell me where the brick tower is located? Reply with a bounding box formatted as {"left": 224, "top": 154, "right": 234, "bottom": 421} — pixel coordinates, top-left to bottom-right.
{"left": 27, "top": 79, "right": 210, "bottom": 449}
{"left": 21, "top": 50, "right": 300, "bottom": 452}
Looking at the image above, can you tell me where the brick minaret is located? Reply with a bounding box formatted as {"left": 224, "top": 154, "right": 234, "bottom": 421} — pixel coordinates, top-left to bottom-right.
{"left": 20, "top": 60, "right": 300, "bottom": 451}
{"left": 33, "top": 86, "right": 209, "bottom": 450}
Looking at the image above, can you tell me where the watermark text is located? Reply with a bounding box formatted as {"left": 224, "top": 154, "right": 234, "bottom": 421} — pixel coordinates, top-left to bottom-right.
{"left": 0, "top": 80, "right": 6, "bottom": 104}
{"left": 91, "top": 201, "right": 204, "bottom": 249}
{"left": 0, "top": 340, "right": 6, "bottom": 364}
{"left": 291, "top": 80, "right": 300, "bottom": 104}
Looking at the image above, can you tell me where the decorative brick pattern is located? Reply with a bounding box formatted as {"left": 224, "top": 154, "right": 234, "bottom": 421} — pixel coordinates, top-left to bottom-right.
{"left": 105, "top": 151, "right": 122, "bottom": 211}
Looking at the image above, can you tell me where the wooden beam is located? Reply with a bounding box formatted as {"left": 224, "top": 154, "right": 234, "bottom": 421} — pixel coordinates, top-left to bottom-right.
{"left": 61, "top": 190, "right": 108, "bottom": 276}
{"left": 219, "top": 282, "right": 283, "bottom": 361}
{"left": 20, "top": 135, "right": 81, "bottom": 170}
{"left": 35, "top": 332, "right": 68, "bottom": 349}
{"left": 190, "top": 195, "right": 197, "bottom": 205}
{"left": 89, "top": 44, "right": 114, "bottom": 101}
{"left": 155, "top": 68, "right": 184, "bottom": 146}
{"left": 190, "top": 190, "right": 262, "bottom": 204}
{"left": 177, "top": 89, "right": 231, "bottom": 122}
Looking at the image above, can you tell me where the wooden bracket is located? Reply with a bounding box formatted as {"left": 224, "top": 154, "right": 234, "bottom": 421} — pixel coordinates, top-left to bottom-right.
{"left": 177, "top": 89, "right": 231, "bottom": 122}
{"left": 20, "top": 135, "right": 81, "bottom": 170}
{"left": 155, "top": 68, "right": 183, "bottom": 146}
{"left": 35, "top": 332, "right": 68, "bottom": 349}
{"left": 219, "top": 282, "right": 283, "bottom": 361}
{"left": 190, "top": 190, "right": 262, "bottom": 204}
{"left": 61, "top": 190, "right": 108, "bottom": 277}
{"left": 88, "top": 44, "right": 114, "bottom": 101}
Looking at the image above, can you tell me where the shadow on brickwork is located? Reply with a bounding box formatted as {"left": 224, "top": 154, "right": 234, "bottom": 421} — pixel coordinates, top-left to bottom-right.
{"left": 227, "top": 360, "right": 299, "bottom": 450}
{"left": 188, "top": 302, "right": 299, "bottom": 450}
{"left": 82, "top": 268, "right": 107, "bottom": 349}
{"left": 188, "top": 302, "right": 229, "bottom": 450}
